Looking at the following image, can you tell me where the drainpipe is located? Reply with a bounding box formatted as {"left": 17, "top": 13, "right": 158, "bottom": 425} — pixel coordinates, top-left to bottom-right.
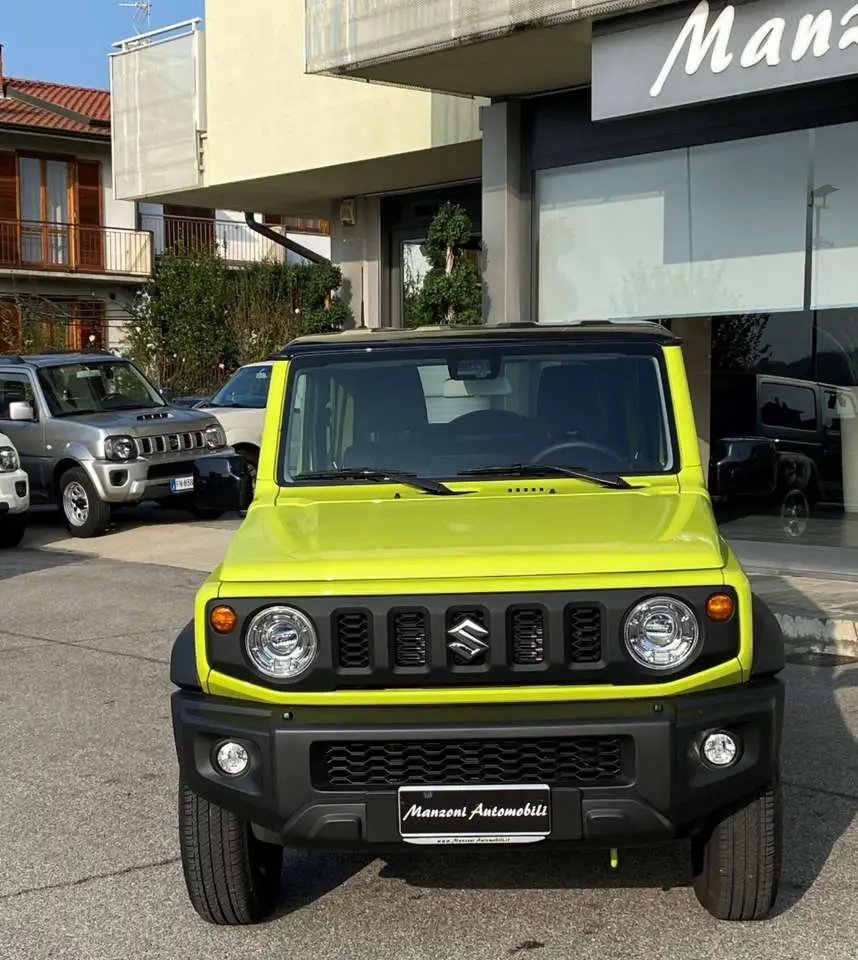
{"left": 243, "top": 212, "right": 330, "bottom": 265}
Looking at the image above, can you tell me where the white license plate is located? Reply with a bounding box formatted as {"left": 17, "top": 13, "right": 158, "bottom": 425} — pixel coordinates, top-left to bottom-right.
{"left": 398, "top": 784, "right": 551, "bottom": 845}
{"left": 170, "top": 476, "right": 194, "bottom": 492}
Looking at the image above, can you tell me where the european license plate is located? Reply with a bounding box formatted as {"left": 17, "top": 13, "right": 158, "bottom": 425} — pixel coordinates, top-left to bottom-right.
{"left": 170, "top": 476, "right": 194, "bottom": 492}
{"left": 398, "top": 784, "right": 551, "bottom": 845}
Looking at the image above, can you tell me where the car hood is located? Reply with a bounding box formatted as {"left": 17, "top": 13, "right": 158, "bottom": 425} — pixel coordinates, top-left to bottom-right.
{"left": 218, "top": 483, "right": 726, "bottom": 586}
{"left": 65, "top": 406, "right": 217, "bottom": 433}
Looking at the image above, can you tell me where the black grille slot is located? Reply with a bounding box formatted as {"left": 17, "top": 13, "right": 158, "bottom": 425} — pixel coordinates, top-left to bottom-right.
{"left": 509, "top": 607, "right": 545, "bottom": 665}
{"left": 567, "top": 605, "right": 602, "bottom": 663}
{"left": 392, "top": 610, "right": 429, "bottom": 667}
{"left": 334, "top": 612, "right": 371, "bottom": 669}
{"left": 312, "top": 736, "right": 628, "bottom": 790}
{"left": 446, "top": 608, "right": 489, "bottom": 666}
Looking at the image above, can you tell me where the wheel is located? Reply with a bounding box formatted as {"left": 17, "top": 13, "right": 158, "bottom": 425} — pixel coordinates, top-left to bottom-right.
{"left": 178, "top": 779, "right": 283, "bottom": 925}
{"left": 58, "top": 467, "right": 112, "bottom": 538}
{"left": 691, "top": 783, "right": 782, "bottom": 921}
{"left": 0, "top": 513, "right": 27, "bottom": 548}
{"left": 236, "top": 447, "right": 258, "bottom": 517}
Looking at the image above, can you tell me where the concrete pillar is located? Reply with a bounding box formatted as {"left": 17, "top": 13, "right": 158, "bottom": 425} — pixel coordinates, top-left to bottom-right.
{"left": 330, "top": 195, "right": 381, "bottom": 328}
{"left": 480, "top": 101, "right": 531, "bottom": 326}
{"left": 671, "top": 317, "right": 712, "bottom": 481}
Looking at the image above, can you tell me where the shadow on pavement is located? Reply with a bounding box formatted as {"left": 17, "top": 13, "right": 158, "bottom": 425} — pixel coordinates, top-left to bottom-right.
{"left": 0, "top": 544, "right": 88, "bottom": 582}
{"left": 270, "top": 852, "right": 372, "bottom": 919}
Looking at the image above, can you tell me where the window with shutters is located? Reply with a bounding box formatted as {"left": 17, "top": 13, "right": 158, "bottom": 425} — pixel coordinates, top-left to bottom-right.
{"left": 0, "top": 152, "right": 104, "bottom": 272}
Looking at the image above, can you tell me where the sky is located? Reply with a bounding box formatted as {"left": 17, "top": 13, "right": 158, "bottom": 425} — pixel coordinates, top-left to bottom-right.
{"left": 1, "top": 0, "right": 204, "bottom": 89}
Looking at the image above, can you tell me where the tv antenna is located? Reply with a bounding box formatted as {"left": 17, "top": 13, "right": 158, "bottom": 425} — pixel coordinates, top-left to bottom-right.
{"left": 120, "top": 1, "right": 153, "bottom": 33}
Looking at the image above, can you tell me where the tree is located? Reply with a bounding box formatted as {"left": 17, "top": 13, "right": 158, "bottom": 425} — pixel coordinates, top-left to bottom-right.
{"left": 126, "top": 245, "right": 349, "bottom": 394}
{"left": 413, "top": 202, "right": 482, "bottom": 327}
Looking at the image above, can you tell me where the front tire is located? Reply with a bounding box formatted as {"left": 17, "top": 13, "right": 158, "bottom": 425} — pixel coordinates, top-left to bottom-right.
{"left": 58, "top": 467, "right": 112, "bottom": 538}
{"left": 178, "top": 779, "right": 283, "bottom": 925}
{"left": 0, "top": 513, "right": 27, "bottom": 548}
{"left": 692, "top": 783, "right": 782, "bottom": 921}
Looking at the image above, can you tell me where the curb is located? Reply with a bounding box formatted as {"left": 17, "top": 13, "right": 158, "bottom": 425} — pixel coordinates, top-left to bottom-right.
{"left": 775, "top": 611, "right": 858, "bottom": 659}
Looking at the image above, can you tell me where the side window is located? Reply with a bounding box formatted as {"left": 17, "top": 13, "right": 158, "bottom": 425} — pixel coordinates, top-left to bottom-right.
{"left": 0, "top": 372, "right": 36, "bottom": 419}
{"left": 759, "top": 382, "right": 817, "bottom": 431}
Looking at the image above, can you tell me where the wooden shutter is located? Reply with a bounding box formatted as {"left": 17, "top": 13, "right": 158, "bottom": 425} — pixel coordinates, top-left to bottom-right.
{"left": 68, "top": 301, "right": 105, "bottom": 351}
{"left": 75, "top": 160, "right": 103, "bottom": 270}
{"left": 0, "top": 153, "right": 19, "bottom": 266}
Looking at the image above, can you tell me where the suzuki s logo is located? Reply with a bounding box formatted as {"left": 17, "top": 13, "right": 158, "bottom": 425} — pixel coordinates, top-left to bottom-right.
{"left": 447, "top": 616, "right": 490, "bottom": 661}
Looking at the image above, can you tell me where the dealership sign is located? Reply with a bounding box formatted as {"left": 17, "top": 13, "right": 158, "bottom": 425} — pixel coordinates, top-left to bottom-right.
{"left": 592, "top": 0, "right": 858, "bottom": 119}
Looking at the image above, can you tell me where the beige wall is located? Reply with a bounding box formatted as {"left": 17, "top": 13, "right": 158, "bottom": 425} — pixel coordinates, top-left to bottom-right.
{"left": 202, "top": 0, "right": 482, "bottom": 193}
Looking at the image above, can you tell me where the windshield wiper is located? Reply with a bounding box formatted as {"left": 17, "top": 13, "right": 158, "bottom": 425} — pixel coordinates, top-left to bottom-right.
{"left": 458, "top": 463, "right": 637, "bottom": 489}
{"left": 293, "top": 467, "right": 466, "bottom": 496}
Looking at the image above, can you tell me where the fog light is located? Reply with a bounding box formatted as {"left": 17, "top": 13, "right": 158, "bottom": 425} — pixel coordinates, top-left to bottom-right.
{"left": 215, "top": 741, "right": 249, "bottom": 776}
{"left": 702, "top": 731, "right": 739, "bottom": 768}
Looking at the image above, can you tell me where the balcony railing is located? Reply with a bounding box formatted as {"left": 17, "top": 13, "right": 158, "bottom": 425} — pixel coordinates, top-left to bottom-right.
{"left": 139, "top": 214, "right": 326, "bottom": 265}
{"left": 305, "top": 0, "right": 662, "bottom": 74}
{"left": 0, "top": 221, "right": 153, "bottom": 278}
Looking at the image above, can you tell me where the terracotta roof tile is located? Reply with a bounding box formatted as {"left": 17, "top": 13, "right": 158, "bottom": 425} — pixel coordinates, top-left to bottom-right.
{"left": 0, "top": 77, "right": 110, "bottom": 138}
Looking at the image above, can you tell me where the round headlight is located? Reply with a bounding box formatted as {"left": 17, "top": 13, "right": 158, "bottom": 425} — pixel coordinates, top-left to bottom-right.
{"left": 623, "top": 596, "right": 700, "bottom": 672}
{"left": 0, "top": 446, "right": 20, "bottom": 472}
{"left": 245, "top": 605, "right": 318, "bottom": 679}
{"left": 104, "top": 435, "right": 136, "bottom": 462}
{"left": 204, "top": 424, "right": 226, "bottom": 449}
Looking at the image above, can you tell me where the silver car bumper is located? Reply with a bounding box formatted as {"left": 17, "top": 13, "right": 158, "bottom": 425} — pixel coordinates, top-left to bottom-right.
{"left": 84, "top": 449, "right": 233, "bottom": 504}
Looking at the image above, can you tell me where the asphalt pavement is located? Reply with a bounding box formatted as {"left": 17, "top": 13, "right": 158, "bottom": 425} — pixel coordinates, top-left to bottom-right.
{"left": 1, "top": 507, "right": 857, "bottom": 959}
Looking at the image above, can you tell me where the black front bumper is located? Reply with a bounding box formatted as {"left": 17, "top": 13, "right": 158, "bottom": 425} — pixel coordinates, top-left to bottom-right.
{"left": 171, "top": 680, "right": 783, "bottom": 849}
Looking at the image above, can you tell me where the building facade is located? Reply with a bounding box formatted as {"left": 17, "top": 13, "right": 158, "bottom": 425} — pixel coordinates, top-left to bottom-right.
{"left": 0, "top": 73, "right": 152, "bottom": 350}
{"left": 111, "top": 0, "right": 858, "bottom": 563}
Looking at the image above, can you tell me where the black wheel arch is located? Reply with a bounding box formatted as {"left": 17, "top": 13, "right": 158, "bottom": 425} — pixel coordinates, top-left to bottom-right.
{"left": 751, "top": 593, "right": 786, "bottom": 678}
{"left": 171, "top": 619, "right": 202, "bottom": 691}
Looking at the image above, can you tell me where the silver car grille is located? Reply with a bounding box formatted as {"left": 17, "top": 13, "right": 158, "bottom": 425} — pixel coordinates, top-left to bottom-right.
{"left": 136, "top": 431, "right": 206, "bottom": 457}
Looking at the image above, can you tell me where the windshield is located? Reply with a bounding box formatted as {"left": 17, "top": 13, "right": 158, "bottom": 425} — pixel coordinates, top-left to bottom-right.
{"left": 37, "top": 360, "right": 166, "bottom": 417}
{"left": 281, "top": 341, "right": 677, "bottom": 483}
{"left": 209, "top": 364, "right": 272, "bottom": 408}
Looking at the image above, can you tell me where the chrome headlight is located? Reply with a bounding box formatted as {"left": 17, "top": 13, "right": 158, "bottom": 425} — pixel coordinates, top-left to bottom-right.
{"left": 104, "top": 435, "right": 136, "bottom": 462}
{"left": 204, "top": 424, "right": 227, "bottom": 449}
{"left": 0, "top": 446, "right": 19, "bottom": 472}
{"left": 245, "top": 605, "right": 318, "bottom": 679}
{"left": 623, "top": 596, "right": 700, "bottom": 672}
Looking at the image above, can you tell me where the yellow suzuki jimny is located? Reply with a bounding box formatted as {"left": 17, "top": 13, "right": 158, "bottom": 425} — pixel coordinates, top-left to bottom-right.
{"left": 171, "top": 322, "right": 785, "bottom": 925}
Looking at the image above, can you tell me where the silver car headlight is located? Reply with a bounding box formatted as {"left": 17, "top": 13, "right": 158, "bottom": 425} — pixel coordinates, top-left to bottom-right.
{"left": 623, "top": 596, "right": 700, "bottom": 672}
{"left": 0, "top": 446, "right": 19, "bottom": 472}
{"left": 245, "top": 605, "right": 318, "bottom": 679}
{"left": 204, "top": 424, "right": 227, "bottom": 449}
{"left": 104, "top": 435, "right": 136, "bottom": 462}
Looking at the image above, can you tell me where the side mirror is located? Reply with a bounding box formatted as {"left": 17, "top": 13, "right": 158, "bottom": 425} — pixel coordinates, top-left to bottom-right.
{"left": 8, "top": 401, "right": 36, "bottom": 422}
{"left": 710, "top": 437, "right": 778, "bottom": 499}
{"left": 193, "top": 454, "right": 252, "bottom": 513}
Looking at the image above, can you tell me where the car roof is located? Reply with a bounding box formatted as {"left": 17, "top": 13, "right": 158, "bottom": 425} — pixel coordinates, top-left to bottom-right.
{"left": 271, "top": 321, "right": 679, "bottom": 358}
{"left": 0, "top": 350, "right": 125, "bottom": 369}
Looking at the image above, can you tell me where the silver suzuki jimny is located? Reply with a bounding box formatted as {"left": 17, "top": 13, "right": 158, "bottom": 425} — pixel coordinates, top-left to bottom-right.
{"left": 0, "top": 349, "right": 231, "bottom": 537}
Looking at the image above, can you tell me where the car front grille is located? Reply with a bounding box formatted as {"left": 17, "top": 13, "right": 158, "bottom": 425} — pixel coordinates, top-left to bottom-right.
{"left": 332, "top": 604, "right": 603, "bottom": 676}
{"left": 136, "top": 431, "right": 206, "bottom": 457}
{"left": 311, "top": 735, "right": 630, "bottom": 791}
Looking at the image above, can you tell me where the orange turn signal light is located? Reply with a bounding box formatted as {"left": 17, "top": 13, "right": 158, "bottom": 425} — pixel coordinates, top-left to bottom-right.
{"left": 705, "top": 593, "right": 735, "bottom": 622}
{"left": 210, "top": 605, "right": 238, "bottom": 634}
